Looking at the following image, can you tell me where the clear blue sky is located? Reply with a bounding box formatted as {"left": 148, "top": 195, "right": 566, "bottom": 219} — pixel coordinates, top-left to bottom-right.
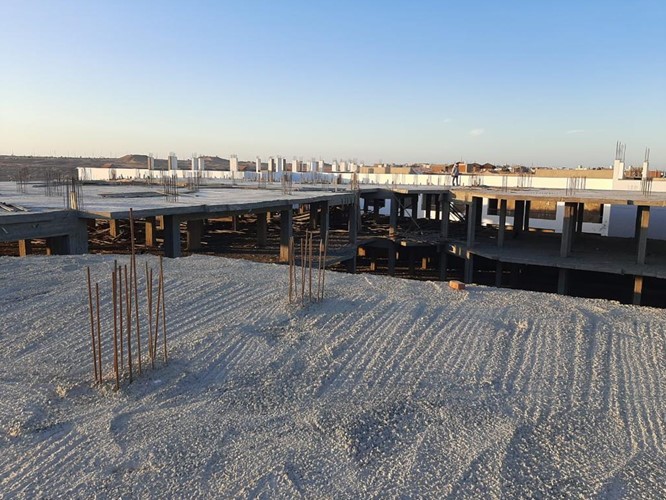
{"left": 1, "top": 0, "right": 664, "bottom": 167}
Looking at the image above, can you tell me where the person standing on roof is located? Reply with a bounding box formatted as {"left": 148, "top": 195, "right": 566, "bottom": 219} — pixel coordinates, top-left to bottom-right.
{"left": 451, "top": 163, "right": 460, "bottom": 186}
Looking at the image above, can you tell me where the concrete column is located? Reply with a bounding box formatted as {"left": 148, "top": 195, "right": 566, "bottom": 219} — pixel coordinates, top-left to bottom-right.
{"left": 438, "top": 249, "right": 447, "bottom": 281}
{"left": 466, "top": 197, "right": 480, "bottom": 248}
{"left": 498, "top": 199, "right": 507, "bottom": 248}
{"left": 163, "top": 215, "right": 181, "bottom": 258}
{"left": 633, "top": 276, "right": 644, "bottom": 305}
{"left": 109, "top": 219, "right": 119, "bottom": 238}
{"left": 495, "top": 261, "right": 503, "bottom": 287}
{"left": 145, "top": 217, "right": 156, "bottom": 247}
{"left": 435, "top": 196, "right": 441, "bottom": 221}
{"left": 513, "top": 200, "right": 525, "bottom": 238}
{"left": 256, "top": 212, "right": 268, "bottom": 247}
{"left": 319, "top": 201, "right": 330, "bottom": 240}
{"left": 575, "top": 203, "right": 584, "bottom": 233}
{"left": 388, "top": 241, "right": 396, "bottom": 276}
{"left": 424, "top": 194, "right": 431, "bottom": 219}
{"left": 373, "top": 199, "right": 381, "bottom": 223}
{"left": 560, "top": 202, "right": 576, "bottom": 258}
{"left": 410, "top": 195, "right": 419, "bottom": 221}
{"left": 464, "top": 252, "right": 474, "bottom": 283}
{"left": 279, "top": 208, "right": 293, "bottom": 263}
{"left": 46, "top": 236, "right": 68, "bottom": 255}
{"left": 523, "top": 200, "right": 531, "bottom": 232}
{"left": 557, "top": 268, "right": 569, "bottom": 295}
{"left": 636, "top": 206, "right": 650, "bottom": 265}
{"left": 18, "top": 239, "right": 32, "bottom": 257}
{"left": 186, "top": 219, "right": 204, "bottom": 251}
{"left": 389, "top": 196, "right": 399, "bottom": 237}
{"left": 349, "top": 199, "right": 359, "bottom": 245}
{"left": 440, "top": 192, "right": 450, "bottom": 239}
{"left": 69, "top": 219, "right": 89, "bottom": 255}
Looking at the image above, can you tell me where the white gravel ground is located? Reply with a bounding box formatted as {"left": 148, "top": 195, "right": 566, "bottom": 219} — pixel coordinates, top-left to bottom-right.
{"left": 0, "top": 254, "right": 665, "bottom": 498}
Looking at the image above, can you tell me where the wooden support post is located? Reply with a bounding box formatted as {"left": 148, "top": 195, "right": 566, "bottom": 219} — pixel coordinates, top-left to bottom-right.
{"left": 636, "top": 206, "right": 650, "bottom": 265}
{"left": 421, "top": 257, "right": 428, "bottom": 270}
{"left": 309, "top": 203, "right": 319, "bottom": 230}
{"left": 163, "top": 215, "right": 181, "bottom": 258}
{"left": 495, "top": 261, "right": 503, "bottom": 287}
{"left": 156, "top": 215, "right": 165, "bottom": 230}
{"left": 186, "top": 219, "right": 204, "bottom": 251}
{"left": 633, "top": 275, "right": 644, "bottom": 305}
{"left": 279, "top": 208, "right": 293, "bottom": 263}
{"left": 256, "top": 212, "right": 268, "bottom": 247}
{"left": 560, "top": 202, "right": 576, "bottom": 258}
{"left": 18, "top": 239, "right": 32, "bottom": 256}
{"left": 145, "top": 217, "right": 156, "bottom": 247}
{"left": 513, "top": 200, "right": 525, "bottom": 238}
{"left": 232, "top": 215, "right": 239, "bottom": 231}
{"left": 389, "top": 196, "right": 399, "bottom": 237}
{"left": 440, "top": 192, "right": 450, "bottom": 239}
{"left": 109, "top": 219, "right": 119, "bottom": 238}
{"left": 498, "top": 199, "right": 507, "bottom": 248}
{"left": 370, "top": 258, "right": 377, "bottom": 271}
{"left": 557, "top": 268, "right": 569, "bottom": 295}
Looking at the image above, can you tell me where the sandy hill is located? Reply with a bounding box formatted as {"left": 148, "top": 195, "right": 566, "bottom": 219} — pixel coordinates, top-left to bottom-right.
{"left": 0, "top": 254, "right": 664, "bottom": 497}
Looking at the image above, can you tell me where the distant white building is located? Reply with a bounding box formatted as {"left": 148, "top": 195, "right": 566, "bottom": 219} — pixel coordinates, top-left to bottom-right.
{"left": 168, "top": 153, "right": 178, "bottom": 172}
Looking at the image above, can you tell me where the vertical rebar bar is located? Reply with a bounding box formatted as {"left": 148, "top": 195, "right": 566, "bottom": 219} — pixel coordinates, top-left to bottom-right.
{"left": 86, "top": 267, "right": 98, "bottom": 384}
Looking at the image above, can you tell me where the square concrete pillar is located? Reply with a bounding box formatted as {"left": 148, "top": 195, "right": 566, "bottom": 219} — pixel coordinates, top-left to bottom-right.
{"left": 464, "top": 252, "right": 474, "bottom": 283}
{"left": 163, "top": 215, "right": 182, "bottom": 258}
{"left": 636, "top": 206, "right": 650, "bottom": 265}
{"left": 389, "top": 196, "right": 399, "bottom": 237}
{"left": 498, "top": 199, "right": 507, "bottom": 248}
{"left": 186, "top": 219, "right": 204, "bottom": 251}
{"left": 319, "top": 201, "right": 330, "bottom": 240}
{"left": 560, "top": 203, "right": 576, "bottom": 258}
{"left": 557, "top": 268, "right": 569, "bottom": 295}
{"left": 633, "top": 275, "right": 644, "bottom": 305}
{"left": 256, "top": 212, "right": 268, "bottom": 247}
{"left": 373, "top": 199, "right": 381, "bottom": 223}
{"left": 279, "top": 208, "right": 293, "bottom": 263}
{"left": 440, "top": 192, "right": 450, "bottom": 239}
{"left": 388, "top": 241, "right": 396, "bottom": 276}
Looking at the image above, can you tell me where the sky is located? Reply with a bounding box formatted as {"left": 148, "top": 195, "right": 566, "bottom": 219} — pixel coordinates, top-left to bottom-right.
{"left": 1, "top": 0, "right": 664, "bottom": 167}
